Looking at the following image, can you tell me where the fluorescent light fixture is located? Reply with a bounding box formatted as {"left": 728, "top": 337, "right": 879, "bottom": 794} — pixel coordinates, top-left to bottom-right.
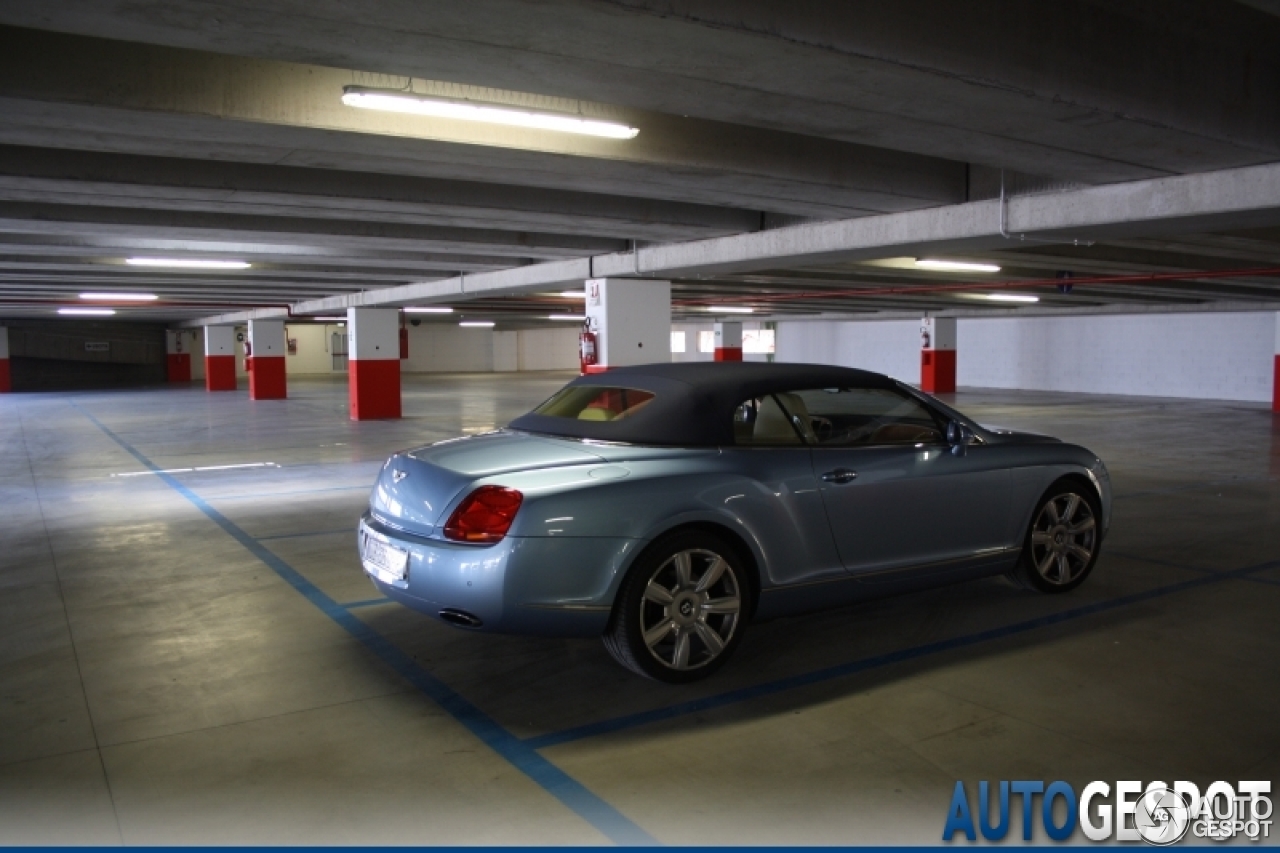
{"left": 704, "top": 306, "right": 755, "bottom": 314}
{"left": 402, "top": 306, "right": 454, "bottom": 314}
{"left": 986, "top": 293, "right": 1040, "bottom": 303}
{"left": 559, "top": 290, "right": 587, "bottom": 299}
{"left": 342, "top": 87, "right": 640, "bottom": 139}
{"left": 915, "top": 259, "right": 1001, "bottom": 273}
{"left": 547, "top": 314, "right": 586, "bottom": 321}
{"left": 126, "top": 258, "right": 251, "bottom": 270}
{"left": 459, "top": 321, "right": 495, "bottom": 328}
{"left": 59, "top": 307, "right": 116, "bottom": 316}
{"left": 311, "top": 316, "right": 347, "bottom": 321}
{"left": 80, "top": 292, "right": 157, "bottom": 301}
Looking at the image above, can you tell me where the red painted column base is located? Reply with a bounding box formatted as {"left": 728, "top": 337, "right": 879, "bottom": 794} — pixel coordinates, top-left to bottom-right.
{"left": 350, "top": 358, "right": 401, "bottom": 420}
{"left": 166, "top": 353, "right": 192, "bottom": 383}
{"left": 1273, "top": 354, "right": 1280, "bottom": 414}
{"left": 920, "top": 349, "right": 957, "bottom": 393}
{"left": 205, "top": 355, "right": 237, "bottom": 391}
{"left": 714, "top": 347, "right": 743, "bottom": 362}
{"left": 583, "top": 364, "right": 611, "bottom": 375}
{"left": 0, "top": 358, "right": 10, "bottom": 392}
{"left": 248, "top": 356, "right": 287, "bottom": 400}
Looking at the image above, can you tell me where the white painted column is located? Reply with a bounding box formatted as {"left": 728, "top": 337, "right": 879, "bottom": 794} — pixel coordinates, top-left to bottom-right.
{"left": 0, "top": 326, "right": 9, "bottom": 392}
{"left": 248, "top": 319, "right": 287, "bottom": 400}
{"left": 583, "top": 278, "right": 671, "bottom": 373}
{"left": 348, "top": 308, "right": 401, "bottom": 419}
{"left": 204, "top": 325, "right": 237, "bottom": 391}
{"left": 920, "top": 316, "right": 957, "bottom": 393}
{"left": 713, "top": 322, "right": 743, "bottom": 361}
{"left": 1273, "top": 313, "right": 1280, "bottom": 413}
{"left": 165, "top": 330, "right": 193, "bottom": 383}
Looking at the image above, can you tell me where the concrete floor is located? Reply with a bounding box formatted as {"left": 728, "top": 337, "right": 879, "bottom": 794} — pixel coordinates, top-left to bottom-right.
{"left": 2, "top": 373, "right": 1278, "bottom": 845}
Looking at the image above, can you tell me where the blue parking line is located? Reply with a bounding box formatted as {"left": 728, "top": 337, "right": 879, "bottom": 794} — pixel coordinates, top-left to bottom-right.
{"left": 524, "top": 557, "right": 1278, "bottom": 752}
{"left": 255, "top": 528, "right": 354, "bottom": 541}
{"left": 210, "top": 485, "right": 371, "bottom": 501}
{"left": 342, "top": 597, "right": 394, "bottom": 609}
{"left": 76, "top": 405, "right": 656, "bottom": 847}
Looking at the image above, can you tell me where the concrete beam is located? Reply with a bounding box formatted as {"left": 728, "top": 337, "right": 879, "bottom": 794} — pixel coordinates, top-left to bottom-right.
{"left": 186, "top": 161, "right": 1280, "bottom": 326}
{"left": 0, "top": 145, "right": 761, "bottom": 242}
{"left": 0, "top": 202, "right": 625, "bottom": 259}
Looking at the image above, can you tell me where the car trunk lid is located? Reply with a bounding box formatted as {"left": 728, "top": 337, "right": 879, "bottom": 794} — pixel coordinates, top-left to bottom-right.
{"left": 369, "top": 431, "right": 607, "bottom": 536}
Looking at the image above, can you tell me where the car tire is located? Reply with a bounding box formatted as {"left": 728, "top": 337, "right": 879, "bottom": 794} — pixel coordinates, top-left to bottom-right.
{"left": 603, "top": 530, "right": 749, "bottom": 683}
{"left": 1007, "top": 478, "right": 1102, "bottom": 594}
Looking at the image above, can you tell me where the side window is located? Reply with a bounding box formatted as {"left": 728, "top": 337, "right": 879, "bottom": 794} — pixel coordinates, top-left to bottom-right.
{"left": 788, "top": 387, "right": 945, "bottom": 447}
{"left": 733, "top": 395, "right": 809, "bottom": 446}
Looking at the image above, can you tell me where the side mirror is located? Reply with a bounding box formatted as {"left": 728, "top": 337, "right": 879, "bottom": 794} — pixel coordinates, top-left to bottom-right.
{"left": 946, "top": 421, "right": 974, "bottom": 456}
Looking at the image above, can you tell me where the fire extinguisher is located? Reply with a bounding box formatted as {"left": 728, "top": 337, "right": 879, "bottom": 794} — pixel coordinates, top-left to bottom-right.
{"left": 579, "top": 321, "right": 598, "bottom": 374}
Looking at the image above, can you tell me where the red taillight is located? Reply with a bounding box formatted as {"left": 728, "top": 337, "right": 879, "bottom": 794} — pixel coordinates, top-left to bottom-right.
{"left": 442, "top": 486, "right": 524, "bottom": 544}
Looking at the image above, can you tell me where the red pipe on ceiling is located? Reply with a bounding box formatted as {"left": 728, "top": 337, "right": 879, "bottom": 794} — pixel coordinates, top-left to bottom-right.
{"left": 673, "top": 266, "right": 1280, "bottom": 307}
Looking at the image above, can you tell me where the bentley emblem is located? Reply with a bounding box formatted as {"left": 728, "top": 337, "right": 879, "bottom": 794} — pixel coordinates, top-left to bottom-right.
{"left": 392, "top": 469, "right": 407, "bottom": 483}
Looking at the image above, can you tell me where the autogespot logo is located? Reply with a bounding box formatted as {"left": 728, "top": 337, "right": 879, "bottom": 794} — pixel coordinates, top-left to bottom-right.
{"left": 942, "top": 780, "right": 1272, "bottom": 844}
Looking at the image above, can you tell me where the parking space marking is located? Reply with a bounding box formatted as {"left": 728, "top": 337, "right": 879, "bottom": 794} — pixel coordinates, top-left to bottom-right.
{"left": 207, "top": 485, "right": 371, "bottom": 501}
{"left": 254, "top": 528, "right": 353, "bottom": 541}
{"left": 75, "top": 405, "right": 657, "bottom": 847}
{"left": 342, "top": 597, "right": 395, "bottom": 609}
{"left": 523, "top": 555, "right": 1278, "bottom": 751}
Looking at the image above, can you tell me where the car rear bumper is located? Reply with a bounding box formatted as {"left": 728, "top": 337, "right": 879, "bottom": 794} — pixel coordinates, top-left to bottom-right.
{"left": 358, "top": 512, "right": 636, "bottom": 637}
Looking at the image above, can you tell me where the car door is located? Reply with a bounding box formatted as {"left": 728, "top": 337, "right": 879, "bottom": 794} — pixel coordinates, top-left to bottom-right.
{"left": 780, "top": 387, "right": 1013, "bottom": 576}
{"left": 719, "top": 393, "right": 845, "bottom": 587}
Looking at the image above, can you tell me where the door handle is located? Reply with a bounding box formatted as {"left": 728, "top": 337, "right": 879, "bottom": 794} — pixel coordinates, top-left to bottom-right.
{"left": 821, "top": 468, "right": 857, "bottom": 484}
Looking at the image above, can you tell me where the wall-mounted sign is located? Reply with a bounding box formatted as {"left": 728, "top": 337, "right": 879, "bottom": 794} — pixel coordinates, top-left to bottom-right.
{"left": 84, "top": 341, "right": 109, "bottom": 352}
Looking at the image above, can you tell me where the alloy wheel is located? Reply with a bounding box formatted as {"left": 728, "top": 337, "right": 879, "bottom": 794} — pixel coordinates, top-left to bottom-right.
{"left": 638, "top": 548, "right": 742, "bottom": 671}
{"left": 1029, "top": 492, "right": 1097, "bottom": 586}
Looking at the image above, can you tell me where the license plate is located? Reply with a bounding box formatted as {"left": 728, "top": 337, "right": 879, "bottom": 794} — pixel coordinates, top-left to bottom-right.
{"left": 361, "top": 527, "right": 409, "bottom": 584}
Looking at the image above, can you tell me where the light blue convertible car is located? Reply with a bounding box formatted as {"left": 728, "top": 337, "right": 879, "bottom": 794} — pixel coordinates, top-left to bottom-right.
{"left": 359, "top": 363, "right": 1110, "bottom": 682}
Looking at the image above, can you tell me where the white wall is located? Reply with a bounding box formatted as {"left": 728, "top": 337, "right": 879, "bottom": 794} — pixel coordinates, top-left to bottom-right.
{"left": 493, "top": 331, "right": 518, "bottom": 372}
{"left": 776, "top": 319, "right": 920, "bottom": 382}
{"left": 284, "top": 324, "right": 343, "bottom": 375}
{"left": 516, "top": 327, "right": 578, "bottom": 370}
{"left": 401, "top": 323, "right": 494, "bottom": 372}
{"left": 400, "top": 324, "right": 576, "bottom": 373}
{"left": 774, "top": 311, "right": 1277, "bottom": 403}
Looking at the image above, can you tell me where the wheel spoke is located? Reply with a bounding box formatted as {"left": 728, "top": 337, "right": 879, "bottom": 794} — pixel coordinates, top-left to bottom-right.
{"left": 702, "top": 596, "right": 740, "bottom": 615}
{"left": 1062, "top": 494, "right": 1081, "bottom": 524}
{"left": 1070, "top": 516, "right": 1096, "bottom": 535}
{"left": 643, "top": 620, "right": 675, "bottom": 649}
{"left": 672, "top": 552, "right": 693, "bottom": 590}
{"left": 693, "top": 621, "right": 725, "bottom": 657}
{"left": 1043, "top": 500, "right": 1061, "bottom": 524}
{"left": 1031, "top": 531, "right": 1053, "bottom": 546}
{"left": 1056, "top": 553, "right": 1072, "bottom": 582}
{"left": 1037, "top": 551, "right": 1056, "bottom": 576}
{"left": 1067, "top": 543, "right": 1092, "bottom": 562}
{"left": 672, "top": 630, "right": 692, "bottom": 669}
{"left": 695, "top": 556, "right": 728, "bottom": 592}
{"left": 643, "top": 582, "right": 674, "bottom": 605}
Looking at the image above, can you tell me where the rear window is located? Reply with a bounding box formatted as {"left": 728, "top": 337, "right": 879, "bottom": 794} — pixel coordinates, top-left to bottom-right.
{"left": 533, "top": 386, "right": 656, "bottom": 422}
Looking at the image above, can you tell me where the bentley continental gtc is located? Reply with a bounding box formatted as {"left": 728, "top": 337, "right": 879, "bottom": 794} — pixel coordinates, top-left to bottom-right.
{"left": 358, "top": 362, "right": 1110, "bottom": 682}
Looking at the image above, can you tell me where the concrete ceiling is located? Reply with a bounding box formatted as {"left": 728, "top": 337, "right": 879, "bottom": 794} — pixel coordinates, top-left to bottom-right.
{"left": 0, "top": 0, "right": 1277, "bottom": 325}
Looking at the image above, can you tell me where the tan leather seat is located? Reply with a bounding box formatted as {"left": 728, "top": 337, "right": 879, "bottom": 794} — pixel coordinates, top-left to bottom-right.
{"left": 577, "top": 407, "right": 613, "bottom": 421}
{"left": 753, "top": 394, "right": 814, "bottom": 444}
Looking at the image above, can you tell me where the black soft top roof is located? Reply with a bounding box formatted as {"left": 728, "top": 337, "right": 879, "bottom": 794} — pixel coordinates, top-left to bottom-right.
{"left": 508, "top": 362, "right": 899, "bottom": 446}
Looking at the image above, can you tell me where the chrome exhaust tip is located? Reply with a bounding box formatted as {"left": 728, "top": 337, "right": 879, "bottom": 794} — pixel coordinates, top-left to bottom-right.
{"left": 438, "top": 608, "right": 483, "bottom": 628}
